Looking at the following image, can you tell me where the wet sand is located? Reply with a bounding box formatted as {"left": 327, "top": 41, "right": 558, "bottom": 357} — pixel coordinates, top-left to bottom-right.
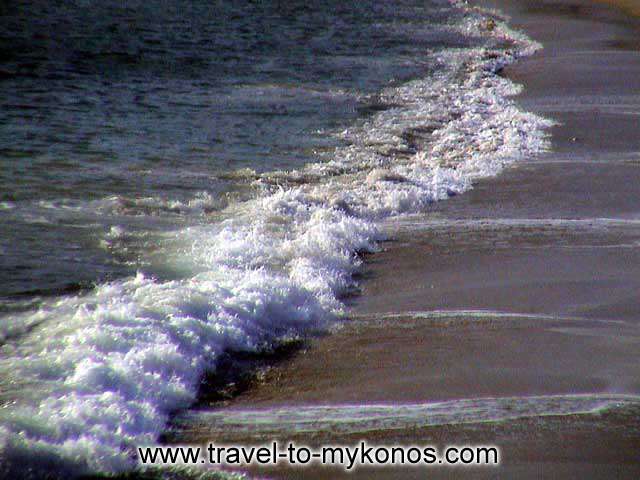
{"left": 171, "top": 1, "right": 640, "bottom": 478}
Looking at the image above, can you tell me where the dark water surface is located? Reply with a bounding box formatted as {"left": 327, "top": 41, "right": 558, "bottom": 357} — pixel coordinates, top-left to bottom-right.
{"left": 0, "top": 0, "right": 465, "bottom": 304}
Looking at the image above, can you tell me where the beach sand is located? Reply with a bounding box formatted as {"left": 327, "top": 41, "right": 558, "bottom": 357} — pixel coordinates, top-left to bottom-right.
{"left": 169, "top": 1, "right": 640, "bottom": 478}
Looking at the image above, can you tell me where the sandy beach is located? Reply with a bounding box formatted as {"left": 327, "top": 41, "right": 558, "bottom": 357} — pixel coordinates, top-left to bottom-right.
{"left": 166, "top": 1, "right": 640, "bottom": 478}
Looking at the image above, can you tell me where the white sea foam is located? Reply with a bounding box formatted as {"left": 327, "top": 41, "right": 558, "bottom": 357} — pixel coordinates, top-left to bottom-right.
{"left": 350, "top": 309, "right": 634, "bottom": 330}
{"left": 0, "top": 5, "right": 553, "bottom": 478}
{"left": 383, "top": 217, "right": 640, "bottom": 234}
{"left": 32, "top": 191, "right": 228, "bottom": 218}
{"left": 180, "top": 394, "right": 640, "bottom": 437}
{"left": 93, "top": 191, "right": 229, "bottom": 217}
{"left": 0, "top": 309, "right": 48, "bottom": 344}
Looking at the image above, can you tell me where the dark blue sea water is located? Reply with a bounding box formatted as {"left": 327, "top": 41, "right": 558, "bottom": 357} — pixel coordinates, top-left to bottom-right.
{"left": 0, "top": 0, "right": 470, "bottom": 306}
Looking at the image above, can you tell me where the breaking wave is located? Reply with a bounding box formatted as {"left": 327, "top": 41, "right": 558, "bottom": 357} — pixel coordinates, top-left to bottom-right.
{"left": 0, "top": 5, "right": 552, "bottom": 478}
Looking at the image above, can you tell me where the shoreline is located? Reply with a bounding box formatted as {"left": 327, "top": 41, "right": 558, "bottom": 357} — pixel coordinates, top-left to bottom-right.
{"left": 170, "top": 1, "right": 640, "bottom": 478}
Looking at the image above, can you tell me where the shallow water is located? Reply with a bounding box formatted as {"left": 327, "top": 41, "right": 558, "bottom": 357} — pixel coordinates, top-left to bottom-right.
{"left": 175, "top": 394, "right": 640, "bottom": 439}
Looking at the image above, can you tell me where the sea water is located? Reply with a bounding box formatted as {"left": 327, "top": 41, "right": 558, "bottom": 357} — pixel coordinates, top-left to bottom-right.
{"left": 0, "top": 0, "right": 551, "bottom": 477}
